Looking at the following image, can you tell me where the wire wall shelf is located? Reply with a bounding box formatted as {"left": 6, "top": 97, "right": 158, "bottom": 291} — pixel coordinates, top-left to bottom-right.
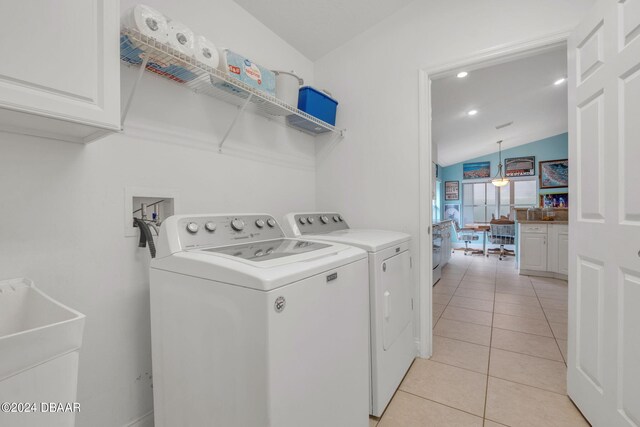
{"left": 120, "top": 28, "right": 344, "bottom": 150}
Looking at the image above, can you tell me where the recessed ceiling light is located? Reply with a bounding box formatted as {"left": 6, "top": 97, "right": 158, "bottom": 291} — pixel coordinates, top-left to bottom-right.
{"left": 467, "top": 109, "right": 478, "bottom": 116}
{"left": 457, "top": 71, "right": 468, "bottom": 78}
{"left": 554, "top": 77, "right": 566, "bottom": 85}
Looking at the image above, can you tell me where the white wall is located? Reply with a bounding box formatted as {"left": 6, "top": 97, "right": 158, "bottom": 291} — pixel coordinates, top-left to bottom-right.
{"left": 313, "top": 0, "right": 594, "bottom": 343}
{"left": 0, "top": 1, "right": 315, "bottom": 426}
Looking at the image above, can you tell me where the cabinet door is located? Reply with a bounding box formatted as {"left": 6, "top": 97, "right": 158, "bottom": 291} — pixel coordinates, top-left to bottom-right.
{"left": 547, "top": 225, "right": 559, "bottom": 273}
{"left": 0, "top": 1, "right": 120, "bottom": 140}
{"left": 520, "top": 232, "right": 548, "bottom": 271}
{"left": 441, "top": 229, "right": 450, "bottom": 265}
{"left": 557, "top": 230, "right": 569, "bottom": 275}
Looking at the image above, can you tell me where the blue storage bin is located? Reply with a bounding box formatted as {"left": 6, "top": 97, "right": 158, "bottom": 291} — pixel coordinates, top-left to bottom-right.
{"left": 297, "top": 87, "right": 338, "bottom": 125}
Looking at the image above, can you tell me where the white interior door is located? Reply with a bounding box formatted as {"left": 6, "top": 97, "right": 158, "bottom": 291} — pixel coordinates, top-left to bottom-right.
{"left": 568, "top": 0, "right": 640, "bottom": 425}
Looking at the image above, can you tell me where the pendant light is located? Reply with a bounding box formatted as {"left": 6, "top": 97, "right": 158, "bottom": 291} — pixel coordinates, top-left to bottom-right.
{"left": 491, "top": 140, "right": 509, "bottom": 187}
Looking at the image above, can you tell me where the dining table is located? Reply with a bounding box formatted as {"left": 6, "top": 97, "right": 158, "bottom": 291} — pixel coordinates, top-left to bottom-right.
{"left": 464, "top": 223, "right": 491, "bottom": 256}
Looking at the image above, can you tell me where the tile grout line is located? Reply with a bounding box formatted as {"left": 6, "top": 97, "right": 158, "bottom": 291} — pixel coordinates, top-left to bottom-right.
{"left": 486, "top": 373, "right": 568, "bottom": 396}
{"left": 434, "top": 332, "right": 565, "bottom": 363}
{"left": 423, "top": 358, "right": 488, "bottom": 376}
{"left": 491, "top": 324, "right": 555, "bottom": 339}
{"left": 434, "top": 256, "right": 489, "bottom": 330}
{"left": 530, "top": 276, "right": 568, "bottom": 366}
{"left": 399, "top": 389, "right": 485, "bottom": 420}
{"left": 488, "top": 341, "right": 565, "bottom": 363}
{"left": 433, "top": 257, "right": 471, "bottom": 330}
{"left": 482, "top": 258, "right": 499, "bottom": 420}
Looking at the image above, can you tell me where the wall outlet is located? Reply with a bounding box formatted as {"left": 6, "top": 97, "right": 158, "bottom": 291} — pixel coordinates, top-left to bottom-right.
{"left": 125, "top": 187, "right": 179, "bottom": 237}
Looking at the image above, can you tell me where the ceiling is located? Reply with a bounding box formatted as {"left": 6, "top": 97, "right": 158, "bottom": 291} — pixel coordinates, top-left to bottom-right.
{"left": 432, "top": 47, "right": 568, "bottom": 166}
{"left": 232, "top": 0, "right": 415, "bottom": 60}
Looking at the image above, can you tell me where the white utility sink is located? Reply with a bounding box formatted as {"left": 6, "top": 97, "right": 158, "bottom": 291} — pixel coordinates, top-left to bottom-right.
{"left": 0, "top": 278, "right": 85, "bottom": 427}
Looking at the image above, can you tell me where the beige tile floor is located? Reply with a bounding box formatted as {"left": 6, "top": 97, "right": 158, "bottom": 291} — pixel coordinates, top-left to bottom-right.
{"left": 370, "top": 252, "right": 590, "bottom": 427}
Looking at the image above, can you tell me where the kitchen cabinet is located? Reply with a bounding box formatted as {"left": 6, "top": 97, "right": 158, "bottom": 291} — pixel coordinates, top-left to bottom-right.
{"left": 432, "top": 221, "right": 452, "bottom": 285}
{"left": 0, "top": 1, "right": 120, "bottom": 143}
{"left": 520, "top": 232, "right": 548, "bottom": 271}
{"left": 518, "top": 223, "right": 568, "bottom": 279}
{"left": 547, "top": 224, "right": 569, "bottom": 275}
{"left": 441, "top": 223, "right": 452, "bottom": 266}
{"left": 557, "top": 229, "right": 569, "bottom": 275}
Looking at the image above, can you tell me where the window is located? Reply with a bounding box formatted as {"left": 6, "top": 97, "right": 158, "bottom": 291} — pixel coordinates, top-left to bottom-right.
{"left": 511, "top": 179, "right": 538, "bottom": 208}
{"left": 433, "top": 180, "right": 442, "bottom": 222}
{"left": 462, "top": 183, "right": 495, "bottom": 224}
{"left": 462, "top": 179, "right": 536, "bottom": 223}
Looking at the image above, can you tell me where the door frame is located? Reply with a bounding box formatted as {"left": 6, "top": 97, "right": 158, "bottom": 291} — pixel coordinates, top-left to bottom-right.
{"left": 417, "top": 31, "right": 570, "bottom": 358}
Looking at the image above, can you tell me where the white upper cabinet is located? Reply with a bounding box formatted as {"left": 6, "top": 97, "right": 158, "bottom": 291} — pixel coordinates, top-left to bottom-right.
{"left": 0, "top": 1, "right": 120, "bottom": 142}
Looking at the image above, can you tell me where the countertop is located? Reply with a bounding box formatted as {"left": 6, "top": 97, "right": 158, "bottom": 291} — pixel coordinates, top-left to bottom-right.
{"left": 518, "top": 220, "right": 568, "bottom": 225}
{"left": 434, "top": 219, "right": 453, "bottom": 227}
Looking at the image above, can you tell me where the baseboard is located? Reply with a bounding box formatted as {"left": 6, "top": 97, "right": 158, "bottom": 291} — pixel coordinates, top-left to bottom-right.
{"left": 125, "top": 410, "right": 154, "bottom": 427}
{"left": 519, "top": 269, "right": 567, "bottom": 280}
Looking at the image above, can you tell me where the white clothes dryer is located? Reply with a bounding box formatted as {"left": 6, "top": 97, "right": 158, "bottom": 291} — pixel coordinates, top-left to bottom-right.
{"left": 282, "top": 212, "right": 416, "bottom": 417}
{"left": 150, "top": 214, "right": 370, "bottom": 427}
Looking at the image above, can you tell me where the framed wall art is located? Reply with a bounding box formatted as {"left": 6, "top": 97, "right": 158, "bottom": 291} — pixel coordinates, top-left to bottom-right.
{"left": 540, "top": 193, "right": 569, "bottom": 208}
{"left": 505, "top": 156, "right": 535, "bottom": 177}
{"left": 539, "top": 159, "right": 569, "bottom": 188}
{"left": 444, "top": 181, "right": 459, "bottom": 200}
{"left": 463, "top": 161, "right": 491, "bottom": 179}
{"left": 444, "top": 204, "right": 461, "bottom": 227}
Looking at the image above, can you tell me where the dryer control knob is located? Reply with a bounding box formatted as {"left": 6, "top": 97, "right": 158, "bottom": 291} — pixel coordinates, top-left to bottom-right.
{"left": 333, "top": 215, "right": 339, "bottom": 222}
{"left": 255, "top": 219, "right": 265, "bottom": 228}
{"left": 299, "top": 217, "right": 307, "bottom": 225}
{"left": 205, "top": 222, "right": 216, "bottom": 232}
{"left": 320, "top": 215, "right": 329, "bottom": 224}
{"left": 186, "top": 222, "right": 199, "bottom": 234}
{"left": 338, "top": 215, "right": 343, "bottom": 222}
{"left": 267, "top": 218, "right": 276, "bottom": 228}
{"left": 307, "top": 217, "right": 315, "bottom": 224}
{"left": 231, "top": 218, "right": 245, "bottom": 231}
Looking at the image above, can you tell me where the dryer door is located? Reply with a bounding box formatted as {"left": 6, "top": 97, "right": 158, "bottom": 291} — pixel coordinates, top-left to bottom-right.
{"left": 380, "top": 250, "right": 412, "bottom": 350}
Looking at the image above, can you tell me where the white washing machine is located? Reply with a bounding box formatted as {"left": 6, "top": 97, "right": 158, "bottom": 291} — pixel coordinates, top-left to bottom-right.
{"left": 150, "top": 214, "right": 370, "bottom": 427}
{"left": 282, "top": 212, "right": 416, "bottom": 417}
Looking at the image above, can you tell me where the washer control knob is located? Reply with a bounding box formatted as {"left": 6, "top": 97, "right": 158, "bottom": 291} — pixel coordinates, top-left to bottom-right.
{"left": 299, "top": 217, "right": 307, "bottom": 225}
{"left": 338, "top": 215, "right": 343, "bottom": 222}
{"left": 205, "top": 222, "right": 216, "bottom": 232}
{"left": 320, "top": 215, "right": 329, "bottom": 224}
{"left": 255, "top": 219, "right": 265, "bottom": 228}
{"left": 267, "top": 218, "right": 276, "bottom": 228}
{"left": 333, "top": 215, "right": 339, "bottom": 222}
{"left": 186, "top": 222, "right": 199, "bottom": 234}
{"left": 307, "top": 217, "right": 315, "bottom": 224}
{"left": 231, "top": 218, "right": 245, "bottom": 231}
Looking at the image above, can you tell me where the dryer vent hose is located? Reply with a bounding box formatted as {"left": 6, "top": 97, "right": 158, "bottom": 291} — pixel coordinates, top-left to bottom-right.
{"left": 134, "top": 218, "right": 156, "bottom": 258}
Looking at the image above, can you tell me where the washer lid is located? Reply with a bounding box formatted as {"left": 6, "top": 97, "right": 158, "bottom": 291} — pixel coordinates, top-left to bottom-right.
{"left": 302, "top": 229, "right": 411, "bottom": 252}
{"left": 202, "top": 239, "right": 331, "bottom": 262}
{"left": 151, "top": 239, "right": 367, "bottom": 291}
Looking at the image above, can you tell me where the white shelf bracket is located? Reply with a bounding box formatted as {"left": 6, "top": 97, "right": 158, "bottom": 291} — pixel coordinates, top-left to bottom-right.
{"left": 218, "top": 93, "right": 253, "bottom": 152}
{"left": 121, "top": 54, "right": 150, "bottom": 128}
